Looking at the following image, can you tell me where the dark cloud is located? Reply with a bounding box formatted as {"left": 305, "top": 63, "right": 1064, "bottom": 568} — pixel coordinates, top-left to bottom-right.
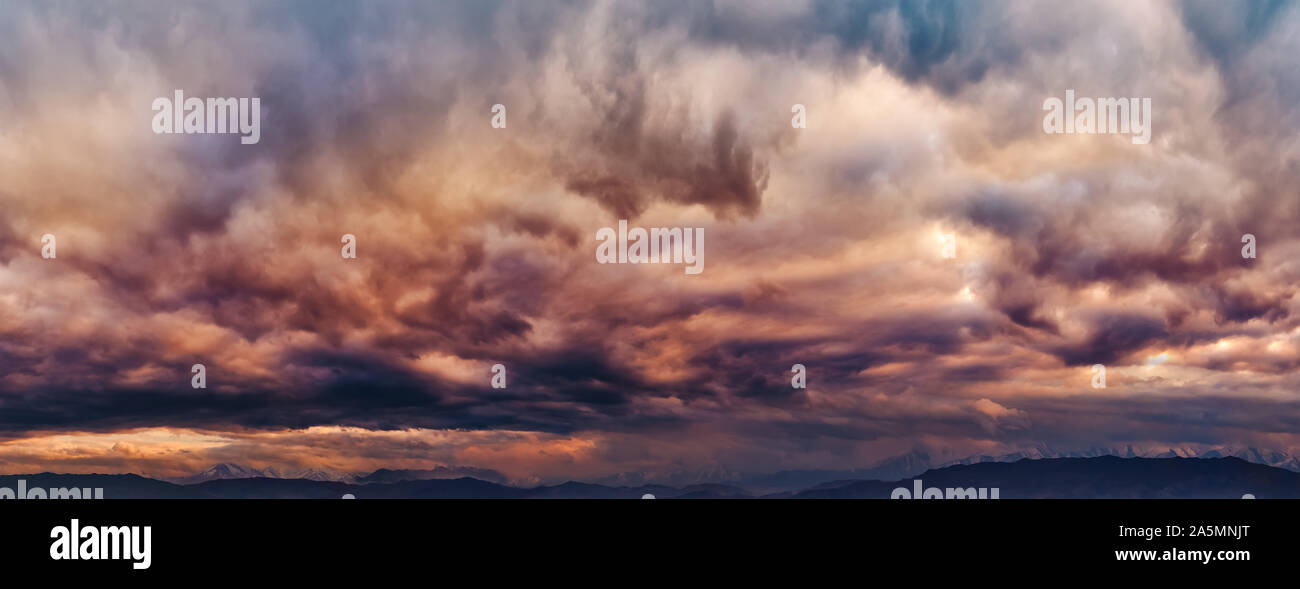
{"left": 1051, "top": 313, "right": 1169, "bottom": 366}
{"left": 2, "top": 0, "right": 1300, "bottom": 480}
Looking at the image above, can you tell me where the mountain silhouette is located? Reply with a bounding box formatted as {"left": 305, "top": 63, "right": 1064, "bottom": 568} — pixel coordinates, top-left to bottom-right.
{"left": 3, "top": 457, "right": 1295, "bottom": 499}
{"left": 792, "top": 456, "right": 1299, "bottom": 498}
{"left": 353, "top": 466, "right": 511, "bottom": 486}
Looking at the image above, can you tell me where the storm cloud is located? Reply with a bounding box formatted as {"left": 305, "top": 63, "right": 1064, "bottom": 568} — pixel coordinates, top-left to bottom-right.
{"left": 1, "top": 0, "right": 1299, "bottom": 482}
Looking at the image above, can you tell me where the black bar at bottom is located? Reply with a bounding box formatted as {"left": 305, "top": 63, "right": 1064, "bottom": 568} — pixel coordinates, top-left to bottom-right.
{"left": 1, "top": 499, "right": 1274, "bottom": 578}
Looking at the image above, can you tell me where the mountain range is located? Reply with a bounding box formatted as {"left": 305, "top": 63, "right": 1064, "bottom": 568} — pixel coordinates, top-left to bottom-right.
{"left": 587, "top": 445, "right": 1300, "bottom": 493}
{"left": 157, "top": 445, "right": 1300, "bottom": 493}
{"left": 3, "top": 456, "right": 1297, "bottom": 499}
{"left": 165, "top": 463, "right": 510, "bottom": 486}
{"left": 789, "top": 455, "right": 1298, "bottom": 499}
{"left": 167, "top": 463, "right": 346, "bottom": 485}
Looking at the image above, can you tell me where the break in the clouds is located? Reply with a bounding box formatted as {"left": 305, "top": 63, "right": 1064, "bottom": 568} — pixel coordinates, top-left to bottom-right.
{"left": 1, "top": 0, "right": 1299, "bottom": 483}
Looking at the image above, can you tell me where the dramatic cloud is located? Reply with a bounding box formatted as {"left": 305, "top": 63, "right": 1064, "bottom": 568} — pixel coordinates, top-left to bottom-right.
{"left": 1, "top": 0, "right": 1299, "bottom": 482}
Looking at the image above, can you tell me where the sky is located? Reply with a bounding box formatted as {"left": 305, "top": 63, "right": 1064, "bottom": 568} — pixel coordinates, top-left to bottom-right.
{"left": 1, "top": 0, "right": 1299, "bottom": 485}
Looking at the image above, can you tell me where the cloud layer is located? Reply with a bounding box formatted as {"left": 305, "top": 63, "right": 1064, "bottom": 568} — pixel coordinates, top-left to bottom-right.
{"left": 1, "top": 0, "right": 1299, "bottom": 482}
